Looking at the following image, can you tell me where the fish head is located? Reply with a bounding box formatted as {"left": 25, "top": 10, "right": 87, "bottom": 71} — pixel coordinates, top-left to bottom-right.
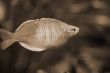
{"left": 62, "top": 24, "right": 79, "bottom": 37}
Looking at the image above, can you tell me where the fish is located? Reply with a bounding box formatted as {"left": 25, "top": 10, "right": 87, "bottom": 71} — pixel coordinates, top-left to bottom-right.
{"left": 0, "top": 18, "right": 79, "bottom": 51}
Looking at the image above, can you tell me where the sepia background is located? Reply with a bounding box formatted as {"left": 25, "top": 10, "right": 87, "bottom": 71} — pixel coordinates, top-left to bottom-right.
{"left": 0, "top": 0, "right": 110, "bottom": 73}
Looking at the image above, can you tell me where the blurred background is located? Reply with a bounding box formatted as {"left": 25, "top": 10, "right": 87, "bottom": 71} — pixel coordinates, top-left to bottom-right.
{"left": 0, "top": 0, "right": 110, "bottom": 73}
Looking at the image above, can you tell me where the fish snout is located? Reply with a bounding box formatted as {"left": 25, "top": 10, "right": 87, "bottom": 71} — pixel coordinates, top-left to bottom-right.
{"left": 73, "top": 27, "right": 79, "bottom": 34}
{"left": 71, "top": 27, "right": 79, "bottom": 32}
{"left": 67, "top": 26, "right": 79, "bottom": 37}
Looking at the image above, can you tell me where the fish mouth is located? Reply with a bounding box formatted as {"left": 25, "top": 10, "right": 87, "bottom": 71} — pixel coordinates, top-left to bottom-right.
{"left": 76, "top": 27, "right": 79, "bottom": 33}
{"left": 74, "top": 27, "right": 79, "bottom": 34}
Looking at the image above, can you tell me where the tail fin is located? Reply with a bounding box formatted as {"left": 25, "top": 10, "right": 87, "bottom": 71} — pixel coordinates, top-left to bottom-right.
{"left": 0, "top": 39, "right": 15, "bottom": 49}
{"left": 0, "top": 29, "right": 15, "bottom": 49}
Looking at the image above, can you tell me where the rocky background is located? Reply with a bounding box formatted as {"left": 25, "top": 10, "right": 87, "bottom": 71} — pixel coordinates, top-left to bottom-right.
{"left": 0, "top": 0, "right": 110, "bottom": 73}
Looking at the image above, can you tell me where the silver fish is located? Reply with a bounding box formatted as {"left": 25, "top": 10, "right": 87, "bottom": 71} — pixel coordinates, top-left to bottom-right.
{"left": 0, "top": 18, "right": 79, "bottom": 51}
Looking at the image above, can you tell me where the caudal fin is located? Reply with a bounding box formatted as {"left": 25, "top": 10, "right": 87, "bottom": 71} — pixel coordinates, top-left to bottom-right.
{"left": 0, "top": 39, "right": 15, "bottom": 49}
{"left": 0, "top": 29, "right": 15, "bottom": 49}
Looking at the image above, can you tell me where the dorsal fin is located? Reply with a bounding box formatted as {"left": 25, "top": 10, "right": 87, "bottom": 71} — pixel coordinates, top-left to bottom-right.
{"left": 15, "top": 19, "right": 39, "bottom": 34}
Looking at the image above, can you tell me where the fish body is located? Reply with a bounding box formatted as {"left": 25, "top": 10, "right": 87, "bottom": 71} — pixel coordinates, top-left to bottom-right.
{"left": 0, "top": 18, "right": 79, "bottom": 51}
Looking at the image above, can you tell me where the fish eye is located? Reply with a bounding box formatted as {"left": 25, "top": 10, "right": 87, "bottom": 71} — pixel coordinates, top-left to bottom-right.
{"left": 71, "top": 28, "right": 76, "bottom": 31}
